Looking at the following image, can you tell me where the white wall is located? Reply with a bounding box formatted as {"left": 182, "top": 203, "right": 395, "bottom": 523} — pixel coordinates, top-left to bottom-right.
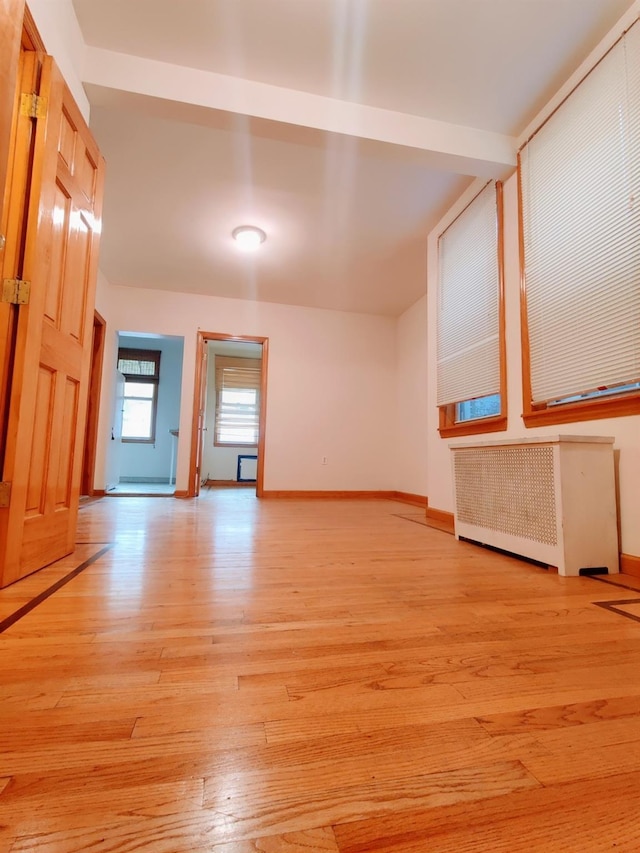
{"left": 394, "top": 295, "right": 428, "bottom": 496}
{"left": 117, "top": 334, "right": 184, "bottom": 482}
{"left": 95, "top": 281, "right": 397, "bottom": 493}
{"left": 202, "top": 443, "right": 258, "bottom": 482}
{"left": 425, "top": 173, "right": 640, "bottom": 558}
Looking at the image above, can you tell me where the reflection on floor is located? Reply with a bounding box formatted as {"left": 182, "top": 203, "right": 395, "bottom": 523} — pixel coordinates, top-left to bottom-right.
{"left": 107, "top": 482, "right": 257, "bottom": 497}
{"left": 107, "top": 482, "right": 175, "bottom": 496}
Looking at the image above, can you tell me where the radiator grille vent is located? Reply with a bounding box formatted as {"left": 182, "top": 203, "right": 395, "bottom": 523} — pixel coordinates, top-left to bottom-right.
{"left": 453, "top": 446, "right": 557, "bottom": 545}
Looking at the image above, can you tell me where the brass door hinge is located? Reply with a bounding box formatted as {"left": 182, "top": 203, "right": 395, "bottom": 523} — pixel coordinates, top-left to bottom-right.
{"left": 20, "top": 93, "right": 47, "bottom": 119}
{"left": 1, "top": 279, "right": 31, "bottom": 305}
{"left": 0, "top": 482, "right": 11, "bottom": 508}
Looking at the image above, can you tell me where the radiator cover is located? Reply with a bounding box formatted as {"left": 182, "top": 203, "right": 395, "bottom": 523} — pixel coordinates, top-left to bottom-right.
{"left": 450, "top": 435, "right": 619, "bottom": 576}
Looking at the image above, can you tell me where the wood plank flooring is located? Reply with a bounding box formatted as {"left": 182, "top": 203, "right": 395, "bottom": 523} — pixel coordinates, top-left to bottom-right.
{"left": 1, "top": 489, "right": 640, "bottom": 851}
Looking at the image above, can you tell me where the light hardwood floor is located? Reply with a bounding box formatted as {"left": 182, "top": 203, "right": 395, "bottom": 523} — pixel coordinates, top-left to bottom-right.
{"left": 2, "top": 489, "right": 640, "bottom": 852}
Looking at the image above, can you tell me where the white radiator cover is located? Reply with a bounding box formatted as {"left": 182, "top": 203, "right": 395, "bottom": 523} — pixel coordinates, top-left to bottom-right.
{"left": 450, "top": 435, "right": 619, "bottom": 577}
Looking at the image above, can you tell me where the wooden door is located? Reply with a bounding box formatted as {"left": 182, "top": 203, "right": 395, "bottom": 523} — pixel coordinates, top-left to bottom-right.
{"left": 0, "top": 54, "right": 105, "bottom": 587}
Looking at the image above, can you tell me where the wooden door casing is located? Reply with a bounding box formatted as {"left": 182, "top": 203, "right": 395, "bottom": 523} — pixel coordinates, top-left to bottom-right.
{"left": 194, "top": 337, "right": 208, "bottom": 497}
{"left": 0, "top": 0, "right": 24, "bottom": 212}
{"left": 188, "top": 332, "right": 268, "bottom": 499}
{"left": 81, "top": 311, "right": 106, "bottom": 496}
{"left": 0, "top": 54, "right": 105, "bottom": 587}
{"left": 0, "top": 25, "right": 31, "bottom": 465}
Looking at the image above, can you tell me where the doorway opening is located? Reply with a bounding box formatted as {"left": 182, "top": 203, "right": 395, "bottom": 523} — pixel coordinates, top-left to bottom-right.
{"left": 81, "top": 311, "right": 106, "bottom": 496}
{"left": 106, "top": 332, "right": 184, "bottom": 496}
{"left": 189, "top": 332, "right": 268, "bottom": 498}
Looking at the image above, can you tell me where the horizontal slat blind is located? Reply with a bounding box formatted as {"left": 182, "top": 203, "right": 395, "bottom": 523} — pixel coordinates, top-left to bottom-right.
{"left": 437, "top": 181, "right": 500, "bottom": 407}
{"left": 215, "top": 357, "right": 261, "bottom": 391}
{"left": 117, "top": 349, "right": 160, "bottom": 380}
{"left": 214, "top": 356, "right": 261, "bottom": 445}
{"left": 521, "top": 20, "right": 640, "bottom": 404}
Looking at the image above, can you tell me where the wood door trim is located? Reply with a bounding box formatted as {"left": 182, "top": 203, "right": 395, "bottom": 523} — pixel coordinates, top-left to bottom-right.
{"left": 21, "top": 6, "right": 46, "bottom": 52}
{"left": 81, "top": 311, "right": 106, "bottom": 496}
{"left": 188, "top": 332, "right": 268, "bottom": 499}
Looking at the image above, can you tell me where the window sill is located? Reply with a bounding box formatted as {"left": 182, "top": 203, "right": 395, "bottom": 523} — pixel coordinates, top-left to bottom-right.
{"left": 523, "top": 392, "right": 640, "bottom": 428}
{"left": 214, "top": 442, "right": 259, "bottom": 448}
{"left": 438, "top": 414, "right": 507, "bottom": 439}
{"left": 121, "top": 438, "right": 155, "bottom": 444}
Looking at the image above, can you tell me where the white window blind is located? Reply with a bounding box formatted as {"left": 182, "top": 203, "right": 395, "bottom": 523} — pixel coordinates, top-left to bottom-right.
{"left": 520, "top": 20, "right": 640, "bottom": 405}
{"left": 437, "top": 181, "right": 500, "bottom": 408}
{"left": 214, "top": 356, "right": 261, "bottom": 445}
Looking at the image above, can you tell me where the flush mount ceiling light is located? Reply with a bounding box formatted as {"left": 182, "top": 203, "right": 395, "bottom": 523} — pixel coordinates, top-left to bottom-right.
{"left": 232, "top": 225, "right": 266, "bottom": 251}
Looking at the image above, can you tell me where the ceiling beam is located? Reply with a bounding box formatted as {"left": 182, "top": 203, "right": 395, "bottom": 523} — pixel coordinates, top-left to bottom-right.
{"left": 83, "top": 46, "right": 516, "bottom": 179}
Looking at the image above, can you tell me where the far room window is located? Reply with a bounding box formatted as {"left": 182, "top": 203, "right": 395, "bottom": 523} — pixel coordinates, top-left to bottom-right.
{"left": 117, "top": 348, "right": 161, "bottom": 443}
{"left": 519, "top": 18, "right": 640, "bottom": 426}
{"left": 214, "top": 356, "right": 261, "bottom": 446}
{"left": 436, "top": 180, "right": 506, "bottom": 437}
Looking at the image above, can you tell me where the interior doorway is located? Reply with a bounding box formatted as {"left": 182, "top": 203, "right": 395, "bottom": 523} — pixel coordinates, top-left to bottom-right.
{"left": 106, "top": 332, "right": 185, "bottom": 496}
{"left": 81, "top": 311, "right": 106, "bottom": 496}
{"left": 189, "top": 331, "right": 268, "bottom": 498}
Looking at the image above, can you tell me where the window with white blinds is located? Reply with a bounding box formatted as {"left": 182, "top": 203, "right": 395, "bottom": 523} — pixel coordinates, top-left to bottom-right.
{"left": 437, "top": 181, "right": 502, "bottom": 413}
{"left": 214, "top": 356, "right": 261, "bottom": 446}
{"left": 520, "top": 19, "right": 640, "bottom": 411}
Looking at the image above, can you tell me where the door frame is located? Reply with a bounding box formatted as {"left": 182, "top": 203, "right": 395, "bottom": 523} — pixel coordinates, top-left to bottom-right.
{"left": 188, "top": 331, "right": 268, "bottom": 498}
{"left": 81, "top": 310, "right": 106, "bottom": 496}
{"left": 0, "top": 6, "right": 43, "bottom": 470}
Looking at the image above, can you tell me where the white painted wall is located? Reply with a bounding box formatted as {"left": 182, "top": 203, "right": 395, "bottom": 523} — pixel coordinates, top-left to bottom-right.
{"left": 394, "top": 295, "right": 428, "bottom": 496}
{"left": 426, "top": 173, "right": 640, "bottom": 558}
{"left": 95, "top": 281, "right": 397, "bottom": 493}
{"left": 117, "top": 334, "right": 184, "bottom": 482}
{"left": 202, "top": 444, "right": 258, "bottom": 483}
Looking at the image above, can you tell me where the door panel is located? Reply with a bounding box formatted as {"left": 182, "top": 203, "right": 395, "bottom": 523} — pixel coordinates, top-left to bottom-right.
{"left": 43, "top": 183, "right": 70, "bottom": 322}
{"left": 0, "top": 54, "right": 105, "bottom": 587}
{"left": 25, "top": 365, "right": 54, "bottom": 515}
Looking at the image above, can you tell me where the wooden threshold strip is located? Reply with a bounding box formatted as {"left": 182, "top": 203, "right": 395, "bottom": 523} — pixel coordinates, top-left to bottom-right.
{"left": 0, "top": 544, "right": 112, "bottom": 633}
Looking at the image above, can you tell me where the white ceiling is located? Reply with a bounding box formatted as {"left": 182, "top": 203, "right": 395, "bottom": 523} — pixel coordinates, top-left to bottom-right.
{"left": 70, "top": 0, "right": 636, "bottom": 316}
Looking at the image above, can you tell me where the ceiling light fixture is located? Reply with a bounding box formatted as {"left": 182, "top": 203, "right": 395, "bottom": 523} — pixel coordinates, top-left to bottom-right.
{"left": 232, "top": 225, "right": 266, "bottom": 251}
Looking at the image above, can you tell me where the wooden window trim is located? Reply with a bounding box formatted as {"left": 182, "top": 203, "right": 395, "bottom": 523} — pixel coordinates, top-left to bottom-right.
{"left": 522, "top": 391, "right": 640, "bottom": 428}
{"left": 118, "top": 348, "right": 161, "bottom": 444}
{"left": 438, "top": 182, "right": 508, "bottom": 439}
{"left": 439, "top": 408, "right": 508, "bottom": 438}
